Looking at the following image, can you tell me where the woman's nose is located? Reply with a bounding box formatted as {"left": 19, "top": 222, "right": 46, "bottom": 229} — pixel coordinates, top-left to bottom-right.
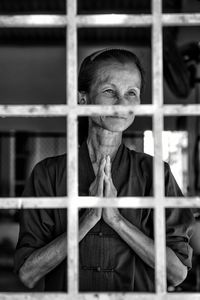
{"left": 116, "top": 95, "right": 128, "bottom": 105}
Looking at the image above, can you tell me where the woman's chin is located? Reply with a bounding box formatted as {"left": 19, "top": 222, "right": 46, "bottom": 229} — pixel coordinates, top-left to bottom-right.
{"left": 102, "top": 117, "right": 134, "bottom": 132}
{"left": 102, "top": 122, "right": 132, "bottom": 132}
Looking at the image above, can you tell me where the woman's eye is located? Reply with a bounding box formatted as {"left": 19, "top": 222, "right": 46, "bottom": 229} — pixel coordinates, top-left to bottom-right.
{"left": 103, "top": 89, "right": 115, "bottom": 96}
{"left": 128, "top": 90, "right": 137, "bottom": 97}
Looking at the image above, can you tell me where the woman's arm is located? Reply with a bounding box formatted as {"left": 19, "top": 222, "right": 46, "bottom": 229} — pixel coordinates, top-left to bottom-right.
{"left": 19, "top": 209, "right": 101, "bottom": 289}
{"left": 103, "top": 208, "right": 187, "bottom": 287}
{"left": 79, "top": 208, "right": 102, "bottom": 241}
{"left": 19, "top": 232, "right": 67, "bottom": 288}
{"left": 102, "top": 156, "right": 188, "bottom": 286}
{"left": 19, "top": 155, "right": 106, "bottom": 289}
{"left": 19, "top": 156, "right": 106, "bottom": 289}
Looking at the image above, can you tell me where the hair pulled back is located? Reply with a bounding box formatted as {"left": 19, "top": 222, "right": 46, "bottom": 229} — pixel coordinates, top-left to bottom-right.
{"left": 78, "top": 48, "right": 145, "bottom": 94}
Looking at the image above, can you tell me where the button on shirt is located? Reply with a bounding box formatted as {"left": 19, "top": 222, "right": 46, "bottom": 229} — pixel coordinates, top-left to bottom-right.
{"left": 14, "top": 141, "right": 194, "bottom": 292}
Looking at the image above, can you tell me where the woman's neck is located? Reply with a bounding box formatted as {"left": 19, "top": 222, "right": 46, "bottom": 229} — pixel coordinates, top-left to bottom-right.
{"left": 87, "top": 124, "right": 122, "bottom": 165}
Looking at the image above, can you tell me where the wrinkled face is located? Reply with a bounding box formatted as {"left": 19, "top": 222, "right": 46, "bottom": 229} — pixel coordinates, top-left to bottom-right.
{"left": 86, "top": 61, "right": 141, "bottom": 132}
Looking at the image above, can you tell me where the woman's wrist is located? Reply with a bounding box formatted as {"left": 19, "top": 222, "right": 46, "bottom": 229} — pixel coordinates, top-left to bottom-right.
{"left": 106, "top": 212, "right": 123, "bottom": 229}
{"left": 79, "top": 209, "right": 101, "bottom": 230}
{"left": 87, "top": 209, "right": 101, "bottom": 222}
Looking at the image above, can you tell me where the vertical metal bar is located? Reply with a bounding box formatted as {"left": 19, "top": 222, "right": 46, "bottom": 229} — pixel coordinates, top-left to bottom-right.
{"left": 152, "top": 0, "right": 166, "bottom": 294}
{"left": 9, "top": 134, "right": 15, "bottom": 197}
{"left": 66, "top": 0, "right": 79, "bottom": 295}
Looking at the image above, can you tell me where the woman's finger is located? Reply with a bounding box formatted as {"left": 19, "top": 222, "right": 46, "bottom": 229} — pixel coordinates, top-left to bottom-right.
{"left": 104, "top": 173, "right": 117, "bottom": 197}
{"left": 97, "top": 157, "right": 106, "bottom": 177}
{"left": 105, "top": 155, "right": 111, "bottom": 177}
{"left": 104, "top": 175, "right": 110, "bottom": 196}
{"left": 97, "top": 157, "right": 106, "bottom": 195}
{"left": 97, "top": 169, "right": 104, "bottom": 195}
{"left": 101, "top": 157, "right": 106, "bottom": 171}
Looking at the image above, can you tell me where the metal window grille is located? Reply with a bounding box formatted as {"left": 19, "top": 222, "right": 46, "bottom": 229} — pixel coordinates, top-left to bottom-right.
{"left": 0, "top": 0, "right": 200, "bottom": 299}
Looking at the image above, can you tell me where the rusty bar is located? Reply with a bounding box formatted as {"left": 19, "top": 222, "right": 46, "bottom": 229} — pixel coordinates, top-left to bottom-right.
{"left": 162, "top": 13, "right": 200, "bottom": 26}
{"left": 0, "top": 13, "right": 200, "bottom": 28}
{"left": 0, "top": 105, "right": 68, "bottom": 117}
{"left": 2, "top": 293, "right": 200, "bottom": 300}
{"left": 0, "top": 14, "right": 152, "bottom": 28}
{"left": 1, "top": 196, "right": 199, "bottom": 209}
{"left": 152, "top": 0, "right": 166, "bottom": 294}
{"left": 76, "top": 14, "right": 152, "bottom": 27}
{"left": 9, "top": 136, "right": 15, "bottom": 197}
{"left": 0, "top": 15, "right": 66, "bottom": 27}
{"left": 0, "top": 196, "right": 155, "bottom": 209}
{"left": 0, "top": 104, "right": 153, "bottom": 117}
{"left": 0, "top": 197, "right": 67, "bottom": 209}
{"left": 1, "top": 14, "right": 200, "bottom": 28}
{"left": 163, "top": 105, "right": 200, "bottom": 115}
{"left": 67, "top": 0, "right": 79, "bottom": 295}
{"left": 1, "top": 104, "right": 200, "bottom": 117}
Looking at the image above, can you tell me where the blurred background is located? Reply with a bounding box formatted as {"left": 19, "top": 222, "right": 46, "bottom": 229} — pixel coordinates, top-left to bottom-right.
{"left": 0, "top": 0, "right": 200, "bottom": 293}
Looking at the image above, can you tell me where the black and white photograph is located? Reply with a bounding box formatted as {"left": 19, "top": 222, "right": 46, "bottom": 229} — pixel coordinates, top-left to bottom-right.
{"left": 0, "top": 0, "right": 200, "bottom": 298}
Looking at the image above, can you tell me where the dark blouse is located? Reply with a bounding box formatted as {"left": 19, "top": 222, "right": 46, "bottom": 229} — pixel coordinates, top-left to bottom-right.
{"left": 14, "top": 142, "right": 194, "bottom": 292}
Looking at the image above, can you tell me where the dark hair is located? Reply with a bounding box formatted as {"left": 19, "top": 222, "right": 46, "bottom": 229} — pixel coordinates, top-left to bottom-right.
{"left": 78, "top": 48, "right": 145, "bottom": 94}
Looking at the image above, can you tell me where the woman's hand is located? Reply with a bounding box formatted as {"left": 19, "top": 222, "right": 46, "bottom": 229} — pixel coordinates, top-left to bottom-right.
{"left": 102, "top": 156, "right": 120, "bottom": 227}
{"left": 85, "top": 208, "right": 102, "bottom": 223}
{"left": 104, "top": 156, "right": 117, "bottom": 198}
{"left": 89, "top": 157, "right": 106, "bottom": 196}
{"left": 84, "top": 158, "right": 105, "bottom": 235}
{"left": 79, "top": 208, "right": 102, "bottom": 242}
{"left": 89, "top": 155, "right": 117, "bottom": 197}
{"left": 88, "top": 155, "right": 119, "bottom": 227}
{"left": 102, "top": 207, "right": 121, "bottom": 227}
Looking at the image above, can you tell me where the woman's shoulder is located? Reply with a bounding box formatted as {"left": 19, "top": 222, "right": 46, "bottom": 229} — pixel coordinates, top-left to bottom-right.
{"left": 124, "top": 146, "right": 171, "bottom": 177}
{"left": 33, "top": 153, "right": 66, "bottom": 174}
{"left": 125, "top": 146, "right": 171, "bottom": 168}
{"left": 125, "top": 146, "right": 153, "bottom": 166}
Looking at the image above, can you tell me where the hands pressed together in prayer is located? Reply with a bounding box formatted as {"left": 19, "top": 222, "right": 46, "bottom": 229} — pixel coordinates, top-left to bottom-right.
{"left": 79, "top": 155, "right": 188, "bottom": 287}
{"left": 20, "top": 155, "right": 188, "bottom": 289}
{"left": 88, "top": 155, "right": 121, "bottom": 227}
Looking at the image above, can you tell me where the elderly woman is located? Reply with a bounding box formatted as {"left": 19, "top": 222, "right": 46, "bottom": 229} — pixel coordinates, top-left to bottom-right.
{"left": 14, "top": 48, "right": 194, "bottom": 292}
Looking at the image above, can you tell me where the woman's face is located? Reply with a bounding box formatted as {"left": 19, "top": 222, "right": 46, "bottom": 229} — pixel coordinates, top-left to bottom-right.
{"left": 86, "top": 61, "right": 141, "bottom": 132}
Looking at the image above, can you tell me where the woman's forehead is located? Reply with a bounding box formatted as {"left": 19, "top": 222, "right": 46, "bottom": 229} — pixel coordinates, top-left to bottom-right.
{"left": 96, "top": 60, "right": 138, "bottom": 71}
{"left": 93, "top": 61, "right": 141, "bottom": 86}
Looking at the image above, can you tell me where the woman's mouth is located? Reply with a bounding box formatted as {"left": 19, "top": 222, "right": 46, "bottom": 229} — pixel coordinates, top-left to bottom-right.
{"left": 107, "top": 116, "right": 127, "bottom": 120}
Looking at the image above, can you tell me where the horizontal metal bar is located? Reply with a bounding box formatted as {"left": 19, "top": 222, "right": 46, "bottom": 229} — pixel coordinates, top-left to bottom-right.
{"left": 77, "top": 13, "right": 200, "bottom": 27}
{"left": 166, "top": 197, "right": 200, "bottom": 207}
{"left": 0, "top": 14, "right": 200, "bottom": 27}
{"left": 0, "top": 15, "right": 66, "bottom": 27}
{"left": 76, "top": 14, "right": 152, "bottom": 27}
{"left": 0, "top": 105, "right": 68, "bottom": 117}
{"left": 79, "top": 196, "right": 200, "bottom": 208}
{"left": 0, "top": 196, "right": 200, "bottom": 209}
{"left": 78, "top": 13, "right": 200, "bottom": 27}
{"left": 162, "top": 13, "right": 200, "bottom": 26}
{"left": 78, "top": 196, "right": 156, "bottom": 208}
{"left": 164, "top": 105, "right": 200, "bottom": 116}
{"left": 0, "top": 104, "right": 153, "bottom": 117}
{"left": 0, "top": 197, "right": 68, "bottom": 208}
{"left": 0, "top": 14, "right": 152, "bottom": 28}
{"left": 1, "top": 104, "right": 200, "bottom": 117}
{"left": 1, "top": 293, "right": 200, "bottom": 300}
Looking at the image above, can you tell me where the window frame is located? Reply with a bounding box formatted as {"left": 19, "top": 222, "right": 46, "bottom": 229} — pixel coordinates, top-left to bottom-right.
{"left": 0, "top": 0, "right": 200, "bottom": 298}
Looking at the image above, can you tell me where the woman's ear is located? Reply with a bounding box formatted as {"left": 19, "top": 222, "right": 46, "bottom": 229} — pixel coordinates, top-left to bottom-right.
{"left": 78, "top": 91, "right": 87, "bottom": 105}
